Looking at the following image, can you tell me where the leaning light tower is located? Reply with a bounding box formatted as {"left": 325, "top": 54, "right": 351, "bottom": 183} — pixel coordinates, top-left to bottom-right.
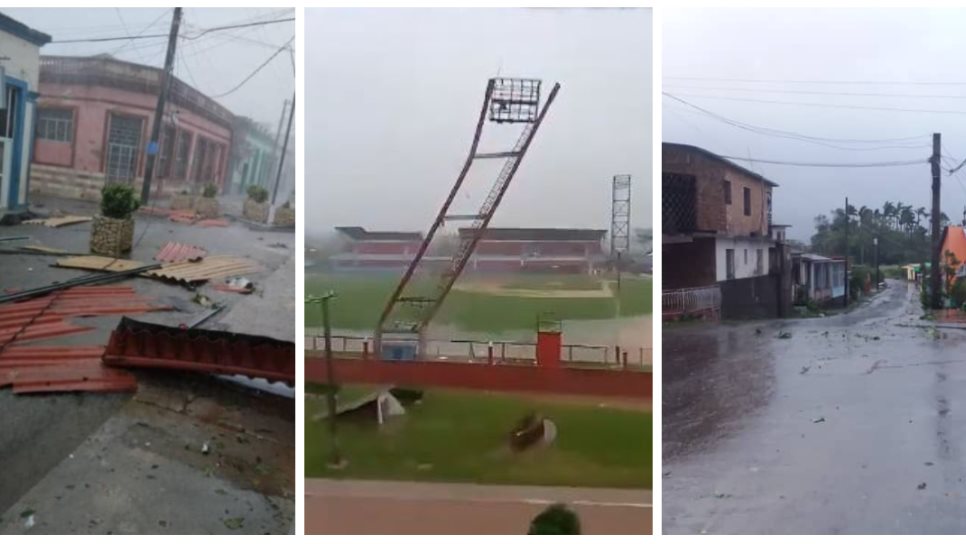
{"left": 374, "top": 77, "right": 561, "bottom": 357}
{"left": 610, "top": 174, "right": 632, "bottom": 259}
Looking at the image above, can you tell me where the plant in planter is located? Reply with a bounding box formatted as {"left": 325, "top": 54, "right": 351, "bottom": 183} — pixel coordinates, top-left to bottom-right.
{"left": 243, "top": 185, "right": 270, "bottom": 223}
{"left": 170, "top": 188, "right": 194, "bottom": 211}
{"left": 193, "top": 183, "right": 221, "bottom": 218}
{"left": 274, "top": 199, "right": 296, "bottom": 227}
{"left": 91, "top": 183, "right": 139, "bottom": 257}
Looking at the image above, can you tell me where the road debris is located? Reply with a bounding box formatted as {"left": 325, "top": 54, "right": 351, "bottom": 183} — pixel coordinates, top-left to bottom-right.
{"left": 103, "top": 317, "right": 295, "bottom": 383}
{"left": 213, "top": 276, "right": 255, "bottom": 294}
{"left": 812, "top": 417, "right": 826, "bottom": 423}
{"left": 155, "top": 241, "right": 207, "bottom": 263}
{"left": 23, "top": 215, "right": 92, "bottom": 228}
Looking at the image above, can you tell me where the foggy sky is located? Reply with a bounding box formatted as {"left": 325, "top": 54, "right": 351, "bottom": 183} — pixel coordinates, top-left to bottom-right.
{"left": 306, "top": 8, "right": 652, "bottom": 237}
{"left": 664, "top": 8, "right": 966, "bottom": 243}
{"left": 4, "top": 8, "right": 294, "bottom": 129}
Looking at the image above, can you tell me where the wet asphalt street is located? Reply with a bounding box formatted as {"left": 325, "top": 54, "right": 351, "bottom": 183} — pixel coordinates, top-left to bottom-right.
{"left": 663, "top": 280, "right": 966, "bottom": 534}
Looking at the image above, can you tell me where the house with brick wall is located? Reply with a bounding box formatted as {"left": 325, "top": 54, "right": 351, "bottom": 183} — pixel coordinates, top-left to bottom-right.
{"left": 662, "top": 142, "right": 791, "bottom": 320}
{"left": 30, "top": 54, "right": 233, "bottom": 201}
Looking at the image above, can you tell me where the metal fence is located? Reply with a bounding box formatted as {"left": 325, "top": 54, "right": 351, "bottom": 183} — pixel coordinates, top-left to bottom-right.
{"left": 305, "top": 334, "right": 652, "bottom": 369}
{"left": 662, "top": 285, "right": 721, "bottom": 320}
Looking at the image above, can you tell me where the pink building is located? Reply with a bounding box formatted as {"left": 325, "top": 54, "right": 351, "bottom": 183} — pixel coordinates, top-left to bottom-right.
{"left": 30, "top": 55, "right": 233, "bottom": 201}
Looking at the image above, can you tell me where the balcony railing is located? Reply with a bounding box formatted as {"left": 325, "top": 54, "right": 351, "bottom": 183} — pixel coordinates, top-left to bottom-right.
{"left": 663, "top": 285, "right": 721, "bottom": 320}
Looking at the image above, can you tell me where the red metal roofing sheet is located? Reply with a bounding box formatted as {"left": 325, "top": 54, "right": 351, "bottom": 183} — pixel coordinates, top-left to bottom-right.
{"left": 155, "top": 241, "right": 207, "bottom": 263}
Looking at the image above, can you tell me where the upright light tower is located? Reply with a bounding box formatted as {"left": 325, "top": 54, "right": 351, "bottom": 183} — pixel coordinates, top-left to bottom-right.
{"left": 610, "top": 174, "right": 632, "bottom": 257}
{"left": 374, "top": 77, "right": 561, "bottom": 357}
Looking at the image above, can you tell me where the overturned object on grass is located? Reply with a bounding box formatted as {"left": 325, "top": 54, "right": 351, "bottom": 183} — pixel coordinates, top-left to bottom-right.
{"left": 313, "top": 387, "right": 407, "bottom": 424}
{"left": 103, "top": 317, "right": 295, "bottom": 384}
{"left": 509, "top": 411, "right": 557, "bottom": 451}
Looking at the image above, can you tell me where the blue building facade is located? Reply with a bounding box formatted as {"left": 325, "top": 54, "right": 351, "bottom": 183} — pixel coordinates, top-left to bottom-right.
{"left": 0, "top": 14, "right": 50, "bottom": 215}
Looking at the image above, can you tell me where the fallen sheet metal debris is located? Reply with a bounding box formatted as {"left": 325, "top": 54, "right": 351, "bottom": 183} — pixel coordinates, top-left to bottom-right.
{"left": 196, "top": 218, "right": 230, "bottom": 228}
{"left": 155, "top": 241, "right": 207, "bottom": 263}
{"left": 0, "top": 345, "right": 137, "bottom": 393}
{"left": 54, "top": 255, "right": 258, "bottom": 285}
{"left": 0, "top": 286, "right": 172, "bottom": 347}
{"left": 104, "top": 317, "right": 295, "bottom": 384}
{"left": 22, "top": 215, "right": 92, "bottom": 228}
{"left": 148, "top": 256, "right": 259, "bottom": 284}
{"left": 0, "top": 263, "right": 162, "bottom": 304}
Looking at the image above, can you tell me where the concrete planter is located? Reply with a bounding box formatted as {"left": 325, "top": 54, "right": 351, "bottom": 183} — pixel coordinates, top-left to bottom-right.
{"left": 194, "top": 196, "right": 220, "bottom": 219}
{"left": 90, "top": 215, "right": 134, "bottom": 257}
{"left": 243, "top": 199, "right": 269, "bottom": 223}
{"left": 273, "top": 206, "right": 296, "bottom": 227}
{"left": 170, "top": 194, "right": 194, "bottom": 211}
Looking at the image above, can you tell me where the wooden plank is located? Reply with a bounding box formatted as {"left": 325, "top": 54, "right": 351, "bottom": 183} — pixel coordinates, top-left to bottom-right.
{"left": 55, "top": 255, "right": 146, "bottom": 272}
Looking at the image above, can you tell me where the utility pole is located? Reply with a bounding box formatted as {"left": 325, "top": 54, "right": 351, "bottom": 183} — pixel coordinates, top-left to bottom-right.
{"left": 844, "top": 196, "right": 850, "bottom": 307}
{"left": 268, "top": 93, "right": 295, "bottom": 223}
{"left": 140, "top": 7, "right": 182, "bottom": 205}
{"left": 874, "top": 236, "right": 880, "bottom": 291}
{"left": 931, "top": 132, "right": 943, "bottom": 309}
{"left": 269, "top": 98, "right": 288, "bottom": 188}
{"left": 308, "top": 292, "right": 345, "bottom": 469}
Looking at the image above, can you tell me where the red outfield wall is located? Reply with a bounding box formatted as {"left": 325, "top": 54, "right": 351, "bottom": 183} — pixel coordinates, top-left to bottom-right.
{"left": 305, "top": 357, "right": 652, "bottom": 399}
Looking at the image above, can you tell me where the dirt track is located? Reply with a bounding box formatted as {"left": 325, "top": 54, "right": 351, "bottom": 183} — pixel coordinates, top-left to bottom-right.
{"left": 305, "top": 479, "right": 651, "bottom": 534}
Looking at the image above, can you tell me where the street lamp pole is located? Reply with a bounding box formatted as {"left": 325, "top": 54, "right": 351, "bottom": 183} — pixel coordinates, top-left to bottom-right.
{"left": 874, "top": 236, "right": 880, "bottom": 291}
{"left": 307, "top": 292, "right": 344, "bottom": 468}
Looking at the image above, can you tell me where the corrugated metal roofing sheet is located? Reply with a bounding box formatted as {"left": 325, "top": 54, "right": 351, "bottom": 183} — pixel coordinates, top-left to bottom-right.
{"left": 148, "top": 256, "right": 259, "bottom": 284}
{"left": 155, "top": 241, "right": 207, "bottom": 263}
{"left": 104, "top": 317, "right": 294, "bottom": 384}
{"left": 54, "top": 255, "right": 258, "bottom": 284}
{"left": 0, "top": 345, "right": 136, "bottom": 393}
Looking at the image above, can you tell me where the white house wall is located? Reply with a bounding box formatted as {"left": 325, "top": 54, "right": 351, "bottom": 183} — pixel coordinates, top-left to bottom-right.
{"left": 715, "top": 237, "right": 774, "bottom": 282}
{"left": 0, "top": 32, "right": 40, "bottom": 89}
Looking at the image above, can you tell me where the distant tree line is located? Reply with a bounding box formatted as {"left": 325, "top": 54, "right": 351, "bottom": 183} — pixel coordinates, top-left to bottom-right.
{"left": 810, "top": 200, "right": 950, "bottom": 266}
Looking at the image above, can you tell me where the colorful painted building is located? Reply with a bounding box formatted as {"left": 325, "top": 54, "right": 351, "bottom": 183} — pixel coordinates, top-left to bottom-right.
{"left": 30, "top": 54, "right": 233, "bottom": 201}
{"left": 229, "top": 116, "right": 276, "bottom": 196}
{"left": 0, "top": 14, "right": 51, "bottom": 216}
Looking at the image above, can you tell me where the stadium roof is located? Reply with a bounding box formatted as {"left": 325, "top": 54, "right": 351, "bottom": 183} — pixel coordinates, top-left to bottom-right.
{"left": 459, "top": 228, "right": 608, "bottom": 241}
{"left": 335, "top": 226, "right": 422, "bottom": 241}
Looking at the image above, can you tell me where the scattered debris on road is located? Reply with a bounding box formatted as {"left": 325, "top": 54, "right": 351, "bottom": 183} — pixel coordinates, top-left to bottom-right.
{"left": 23, "top": 215, "right": 92, "bottom": 228}
{"left": 155, "top": 241, "right": 207, "bottom": 263}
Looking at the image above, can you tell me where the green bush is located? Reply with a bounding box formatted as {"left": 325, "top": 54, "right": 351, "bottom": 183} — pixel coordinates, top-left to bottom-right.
{"left": 950, "top": 279, "right": 966, "bottom": 308}
{"left": 246, "top": 185, "right": 269, "bottom": 204}
{"left": 202, "top": 183, "right": 218, "bottom": 198}
{"left": 100, "top": 183, "right": 140, "bottom": 220}
{"left": 528, "top": 504, "right": 581, "bottom": 535}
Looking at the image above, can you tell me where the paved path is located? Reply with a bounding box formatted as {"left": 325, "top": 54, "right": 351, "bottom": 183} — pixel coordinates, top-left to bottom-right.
{"left": 664, "top": 280, "right": 966, "bottom": 534}
{"left": 305, "top": 479, "right": 651, "bottom": 534}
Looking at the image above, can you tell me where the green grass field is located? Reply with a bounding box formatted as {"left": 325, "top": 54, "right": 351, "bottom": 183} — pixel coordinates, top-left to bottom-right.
{"left": 304, "top": 387, "right": 652, "bottom": 488}
{"left": 305, "top": 273, "right": 652, "bottom": 332}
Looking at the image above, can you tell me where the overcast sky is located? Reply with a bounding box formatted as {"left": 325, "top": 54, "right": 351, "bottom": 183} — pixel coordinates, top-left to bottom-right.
{"left": 664, "top": 8, "right": 966, "bottom": 242}
{"left": 5, "top": 7, "right": 294, "bottom": 130}
{"left": 306, "top": 8, "right": 652, "bottom": 238}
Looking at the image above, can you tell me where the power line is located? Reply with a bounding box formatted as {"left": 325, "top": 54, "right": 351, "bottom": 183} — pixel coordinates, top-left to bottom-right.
{"left": 720, "top": 155, "right": 926, "bottom": 168}
{"left": 670, "top": 92, "right": 966, "bottom": 116}
{"left": 664, "top": 93, "right": 931, "bottom": 149}
{"left": 665, "top": 84, "right": 966, "bottom": 101}
{"left": 50, "top": 17, "right": 293, "bottom": 44}
{"left": 666, "top": 75, "right": 966, "bottom": 87}
{"left": 107, "top": 8, "right": 170, "bottom": 58}
{"left": 209, "top": 36, "right": 294, "bottom": 99}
